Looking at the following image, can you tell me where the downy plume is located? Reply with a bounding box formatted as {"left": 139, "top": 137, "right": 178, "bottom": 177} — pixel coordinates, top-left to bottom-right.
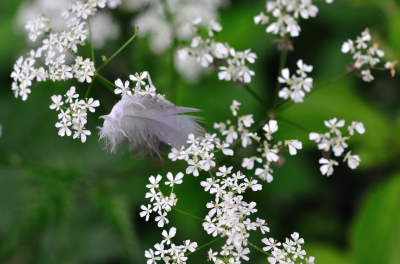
{"left": 99, "top": 93, "right": 204, "bottom": 157}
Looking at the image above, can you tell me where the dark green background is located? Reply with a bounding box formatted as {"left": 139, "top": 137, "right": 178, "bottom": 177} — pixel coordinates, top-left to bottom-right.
{"left": 1, "top": 0, "right": 400, "bottom": 263}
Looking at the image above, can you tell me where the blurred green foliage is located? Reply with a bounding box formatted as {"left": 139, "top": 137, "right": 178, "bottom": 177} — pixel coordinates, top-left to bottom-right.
{"left": 1, "top": 0, "right": 400, "bottom": 263}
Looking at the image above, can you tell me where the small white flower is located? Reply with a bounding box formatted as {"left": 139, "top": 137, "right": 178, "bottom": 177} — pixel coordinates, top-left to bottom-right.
{"left": 73, "top": 124, "right": 91, "bottom": 143}
{"left": 114, "top": 78, "right": 131, "bottom": 95}
{"left": 254, "top": 12, "right": 269, "bottom": 25}
{"left": 165, "top": 172, "right": 184, "bottom": 186}
{"left": 162, "top": 227, "right": 177, "bottom": 245}
{"left": 55, "top": 120, "right": 72, "bottom": 137}
{"left": 230, "top": 100, "right": 241, "bottom": 116}
{"left": 155, "top": 212, "right": 169, "bottom": 227}
{"left": 50, "top": 95, "right": 63, "bottom": 110}
{"left": 263, "top": 120, "right": 278, "bottom": 140}
{"left": 324, "top": 118, "right": 345, "bottom": 135}
{"left": 242, "top": 156, "right": 262, "bottom": 170}
{"left": 129, "top": 71, "right": 148, "bottom": 87}
{"left": 140, "top": 204, "right": 152, "bottom": 221}
{"left": 255, "top": 163, "right": 273, "bottom": 182}
{"left": 286, "top": 140, "right": 302, "bottom": 155}
{"left": 344, "top": 151, "right": 361, "bottom": 169}
{"left": 319, "top": 158, "right": 338, "bottom": 176}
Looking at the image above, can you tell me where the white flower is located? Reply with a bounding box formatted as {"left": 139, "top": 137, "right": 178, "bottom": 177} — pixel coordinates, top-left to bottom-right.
{"left": 242, "top": 156, "right": 262, "bottom": 170}
{"left": 319, "top": 158, "right": 338, "bottom": 176}
{"left": 55, "top": 120, "right": 72, "bottom": 137}
{"left": 278, "top": 68, "right": 291, "bottom": 85}
{"left": 341, "top": 39, "right": 355, "bottom": 53}
{"left": 255, "top": 163, "right": 273, "bottom": 182}
{"left": 230, "top": 100, "right": 241, "bottom": 116}
{"left": 296, "top": 59, "right": 313, "bottom": 77}
{"left": 85, "top": 98, "right": 100, "bottom": 112}
{"left": 263, "top": 120, "right": 278, "bottom": 140}
{"left": 161, "top": 227, "right": 176, "bottom": 245}
{"left": 144, "top": 249, "right": 160, "bottom": 264}
{"left": 114, "top": 78, "right": 132, "bottom": 95}
{"left": 73, "top": 124, "right": 91, "bottom": 143}
{"left": 324, "top": 117, "right": 345, "bottom": 135}
{"left": 262, "top": 237, "right": 281, "bottom": 252}
{"left": 344, "top": 151, "right": 361, "bottom": 169}
{"left": 186, "top": 159, "right": 201, "bottom": 176}
{"left": 361, "top": 69, "right": 374, "bottom": 82}
{"left": 348, "top": 121, "right": 365, "bottom": 135}
{"left": 129, "top": 71, "right": 148, "bottom": 87}
{"left": 155, "top": 212, "right": 169, "bottom": 227}
{"left": 286, "top": 140, "right": 302, "bottom": 155}
{"left": 165, "top": 172, "right": 184, "bottom": 186}
{"left": 140, "top": 204, "right": 152, "bottom": 221}
{"left": 254, "top": 12, "right": 269, "bottom": 25}
{"left": 50, "top": 95, "right": 63, "bottom": 110}
{"left": 208, "top": 20, "right": 222, "bottom": 37}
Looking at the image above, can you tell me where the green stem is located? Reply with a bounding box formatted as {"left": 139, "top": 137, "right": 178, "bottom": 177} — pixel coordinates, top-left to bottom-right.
{"left": 272, "top": 47, "right": 288, "bottom": 109}
{"left": 275, "top": 71, "right": 350, "bottom": 112}
{"left": 96, "top": 27, "right": 139, "bottom": 73}
{"left": 84, "top": 79, "right": 94, "bottom": 99}
{"left": 244, "top": 85, "right": 268, "bottom": 109}
{"left": 87, "top": 18, "right": 95, "bottom": 65}
{"left": 185, "top": 237, "right": 222, "bottom": 256}
{"left": 277, "top": 116, "right": 311, "bottom": 133}
{"left": 248, "top": 241, "right": 270, "bottom": 256}
{"left": 96, "top": 73, "right": 117, "bottom": 94}
{"left": 172, "top": 207, "right": 204, "bottom": 221}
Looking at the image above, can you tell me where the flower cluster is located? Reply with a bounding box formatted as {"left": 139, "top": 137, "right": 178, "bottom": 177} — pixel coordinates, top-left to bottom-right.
{"left": 341, "top": 28, "right": 397, "bottom": 82}
{"left": 17, "top": 0, "right": 120, "bottom": 49}
{"left": 214, "top": 101, "right": 302, "bottom": 183}
{"left": 178, "top": 19, "right": 257, "bottom": 85}
{"left": 254, "top": 0, "right": 334, "bottom": 38}
{"left": 262, "top": 232, "right": 315, "bottom": 264}
{"left": 168, "top": 132, "right": 231, "bottom": 177}
{"left": 140, "top": 172, "right": 184, "bottom": 228}
{"left": 24, "top": 13, "right": 51, "bottom": 41}
{"left": 145, "top": 227, "right": 198, "bottom": 264}
{"left": 11, "top": 0, "right": 108, "bottom": 101}
{"left": 203, "top": 166, "right": 267, "bottom": 263}
{"left": 309, "top": 118, "right": 365, "bottom": 176}
{"left": 113, "top": 71, "right": 156, "bottom": 97}
{"left": 278, "top": 59, "right": 313, "bottom": 103}
{"left": 50, "top": 86, "right": 99, "bottom": 143}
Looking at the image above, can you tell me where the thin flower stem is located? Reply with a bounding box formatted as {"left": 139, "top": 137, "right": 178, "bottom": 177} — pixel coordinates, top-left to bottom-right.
{"left": 96, "top": 27, "right": 139, "bottom": 73}
{"left": 87, "top": 18, "right": 95, "bottom": 65}
{"left": 84, "top": 80, "right": 94, "bottom": 99}
{"left": 172, "top": 207, "right": 204, "bottom": 221}
{"left": 277, "top": 116, "right": 311, "bottom": 133}
{"left": 272, "top": 48, "right": 288, "bottom": 109}
{"left": 185, "top": 237, "right": 222, "bottom": 256}
{"left": 275, "top": 71, "right": 350, "bottom": 112}
{"left": 96, "top": 73, "right": 116, "bottom": 94}
{"left": 67, "top": 49, "right": 78, "bottom": 58}
{"left": 248, "top": 241, "right": 271, "bottom": 256}
{"left": 244, "top": 85, "right": 268, "bottom": 109}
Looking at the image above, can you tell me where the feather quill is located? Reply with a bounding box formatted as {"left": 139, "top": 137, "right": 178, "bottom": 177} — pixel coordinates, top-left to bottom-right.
{"left": 99, "top": 94, "right": 204, "bottom": 157}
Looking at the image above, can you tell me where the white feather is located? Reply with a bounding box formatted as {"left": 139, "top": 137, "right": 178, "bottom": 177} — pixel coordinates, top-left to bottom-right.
{"left": 99, "top": 94, "right": 204, "bottom": 157}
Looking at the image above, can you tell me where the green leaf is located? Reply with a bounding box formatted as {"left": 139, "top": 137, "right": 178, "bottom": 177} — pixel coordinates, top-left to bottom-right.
{"left": 350, "top": 172, "right": 400, "bottom": 264}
